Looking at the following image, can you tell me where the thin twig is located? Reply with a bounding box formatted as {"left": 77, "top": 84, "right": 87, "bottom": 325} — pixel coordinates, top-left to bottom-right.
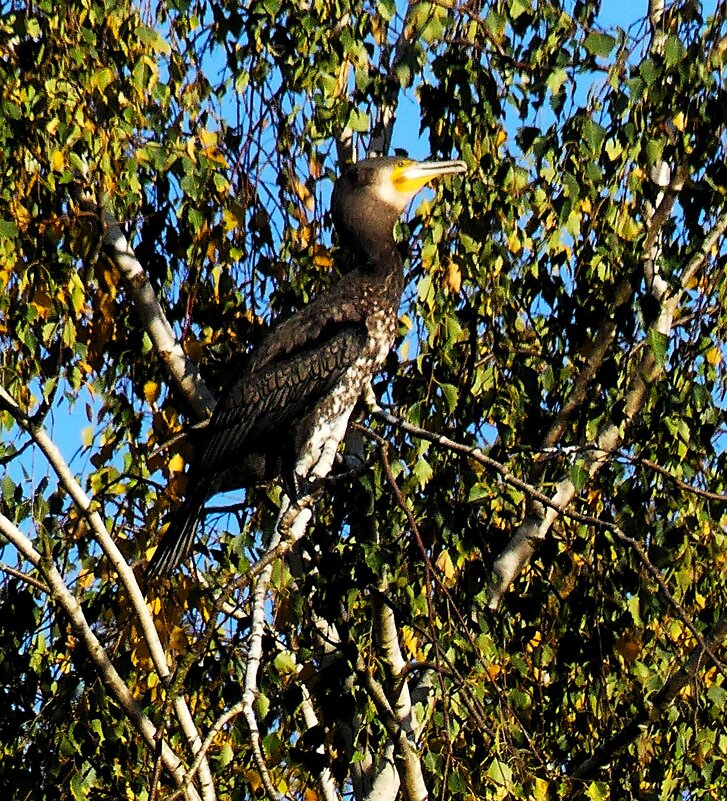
{"left": 0, "top": 561, "right": 50, "bottom": 593}
{"left": 611, "top": 527, "right": 727, "bottom": 681}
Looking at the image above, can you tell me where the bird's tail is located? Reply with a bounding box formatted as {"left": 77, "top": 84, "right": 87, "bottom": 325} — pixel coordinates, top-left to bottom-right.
{"left": 145, "top": 488, "right": 207, "bottom": 579}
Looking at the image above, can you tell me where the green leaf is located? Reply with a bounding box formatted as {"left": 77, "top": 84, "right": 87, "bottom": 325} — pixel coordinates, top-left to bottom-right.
{"left": 639, "top": 57, "right": 661, "bottom": 85}
{"left": 586, "top": 781, "right": 609, "bottom": 800}
{"left": 273, "top": 651, "right": 296, "bottom": 674}
{"left": 583, "top": 118, "right": 607, "bottom": 152}
{"left": 570, "top": 462, "right": 589, "bottom": 492}
{"left": 487, "top": 758, "right": 514, "bottom": 788}
{"left": 413, "top": 457, "right": 433, "bottom": 488}
{"left": 0, "top": 220, "right": 18, "bottom": 238}
{"left": 509, "top": 0, "right": 531, "bottom": 19}
{"left": 137, "top": 24, "right": 171, "bottom": 54}
{"left": 1, "top": 474, "right": 15, "bottom": 504}
{"left": 347, "top": 107, "right": 369, "bottom": 132}
{"left": 664, "top": 35, "right": 686, "bottom": 67}
{"left": 467, "top": 483, "right": 490, "bottom": 503}
{"left": 255, "top": 693, "right": 270, "bottom": 720}
{"left": 217, "top": 742, "right": 234, "bottom": 767}
{"left": 440, "top": 382, "right": 459, "bottom": 414}
{"left": 647, "top": 329, "right": 668, "bottom": 369}
{"left": 584, "top": 32, "right": 616, "bottom": 58}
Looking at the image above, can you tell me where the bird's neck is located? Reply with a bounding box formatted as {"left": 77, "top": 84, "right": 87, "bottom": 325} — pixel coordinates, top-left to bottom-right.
{"left": 339, "top": 232, "right": 403, "bottom": 278}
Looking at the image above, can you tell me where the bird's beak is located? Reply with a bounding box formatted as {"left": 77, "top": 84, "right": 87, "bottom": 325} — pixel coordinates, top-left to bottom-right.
{"left": 392, "top": 159, "right": 467, "bottom": 197}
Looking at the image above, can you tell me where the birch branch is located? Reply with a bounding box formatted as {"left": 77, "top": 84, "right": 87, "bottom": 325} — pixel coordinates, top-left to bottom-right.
{"left": 363, "top": 742, "right": 399, "bottom": 801}
{"left": 310, "top": 613, "right": 375, "bottom": 801}
{"left": 484, "top": 166, "right": 725, "bottom": 610}
{"left": 356, "top": 661, "right": 428, "bottom": 801}
{"left": 76, "top": 192, "right": 215, "bottom": 420}
{"left": 371, "top": 585, "right": 433, "bottom": 801}
{"left": 0, "top": 384, "right": 215, "bottom": 799}
{"left": 243, "top": 519, "right": 289, "bottom": 801}
{"left": 242, "top": 499, "right": 314, "bottom": 801}
{"left": 375, "top": 587, "right": 413, "bottom": 731}
{"left": 300, "top": 683, "right": 341, "bottom": 801}
{"left": 0, "top": 514, "right": 200, "bottom": 801}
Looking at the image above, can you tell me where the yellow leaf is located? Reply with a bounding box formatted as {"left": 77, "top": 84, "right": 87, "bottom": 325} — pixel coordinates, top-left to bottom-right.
{"left": 223, "top": 206, "right": 243, "bottom": 232}
{"left": 533, "top": 777, "right": 550, "bottom": 801}
{"left": 51, "top": 149, "right": 64, "bottom": 172}
{"left": 169, "top": 626, "right": 189, "bottom": 651}
{"left": 246, "top": 770, "right": 262, "bottom": 793}
{"left": 507, "top": 230, "right": 521, "bottom": 254}
{"left": 147, "top": 595, "right": 162, "bottom": 615}
{"left": 199, "top": 129, "right": 217, "bottom": 148}
{"left": 672, "top": 111, "right": 686, "bottom": 132}
{"left": 484, "top": 663, "right": 503, "bottom": 681}
{"left": 494, "top": 127, "right": 507, "bottom": 147}
{"left": 31, "top": 289, "right": 53, "bottom": 319}
{"left": 310, "top": 243, "right": 332, "bottom": 270}
{"left": 10, "top": 199, "right": 32, "bottom": 231}
{"left": 168, "top": 452, "right": 186, "bottom": 475}
{"left": 435, "top": 549, "right": 456, "bottom": 580}
{"left": 294, "top": 224, "right": 312, "bottom": 250}
{"left": 401, "top": 626, "right": 419, "bottom": 659}
{"left": 706, "top": 346, "right": 722, "bottom": 366}
{"left": 443, "top": 260, "right": 462, "bottom": 294}
{"left": 143, "top": 380, "right": 160, "bottom": 404}
{"left": 615, "top": 633, "right": 642, "bottom": 664}
{"left": 296, "top": 180, "right": 314, "bottom": 212}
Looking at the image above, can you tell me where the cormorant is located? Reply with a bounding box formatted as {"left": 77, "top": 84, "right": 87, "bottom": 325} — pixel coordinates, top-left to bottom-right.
{"left": 146, "top": 156, "right": 466, "bottom": 577}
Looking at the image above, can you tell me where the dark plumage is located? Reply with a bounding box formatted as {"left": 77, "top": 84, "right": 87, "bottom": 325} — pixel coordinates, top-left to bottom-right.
{"left": 146, "top": 156, "right": 466, "bottom": 577}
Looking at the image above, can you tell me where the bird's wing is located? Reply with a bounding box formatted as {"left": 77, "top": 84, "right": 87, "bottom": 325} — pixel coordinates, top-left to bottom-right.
{"left": 248, "top": 276, "right": 368, "bottom": 373}
{"left": 197, "top": 321, "right": 368, "bottom": 474}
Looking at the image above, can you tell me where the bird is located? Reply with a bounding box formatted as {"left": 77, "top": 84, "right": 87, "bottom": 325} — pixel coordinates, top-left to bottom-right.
{"left": 146, "top": 155, "right": 467, "bottom": 577}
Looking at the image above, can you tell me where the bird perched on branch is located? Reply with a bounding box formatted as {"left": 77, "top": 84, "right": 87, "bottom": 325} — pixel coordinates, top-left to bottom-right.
{"left": 146, "top": 155, "right": 466, "bottom": 577}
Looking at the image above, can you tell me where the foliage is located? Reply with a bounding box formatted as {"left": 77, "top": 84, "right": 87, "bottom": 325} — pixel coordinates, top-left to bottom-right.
{"left": 1, "top": 0, "right": 727, "bottom": 799}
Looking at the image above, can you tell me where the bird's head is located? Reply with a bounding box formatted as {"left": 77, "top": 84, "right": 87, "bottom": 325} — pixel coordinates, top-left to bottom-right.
{"left": 332, "top": 156, "right": 467, "bottom": 258}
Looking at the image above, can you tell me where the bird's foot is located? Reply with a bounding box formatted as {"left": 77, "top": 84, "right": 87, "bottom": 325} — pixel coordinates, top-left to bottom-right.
{"left": 327, "top": 452, "right": 367, "bottom": 484}
{"left": 362, "top": 379, "right": 381, "bottom": 412}
{"left": 284, "top": 470, "right": 324, "bottom": 506}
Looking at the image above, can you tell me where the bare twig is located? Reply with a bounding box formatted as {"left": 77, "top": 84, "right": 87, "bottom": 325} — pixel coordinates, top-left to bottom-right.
{"left": 361, "top": 414, "right": 607, "bottom": 526}
{"left": 630, "top": 455, "right": 727, "bottom": 504}
{"left": 0, "top": 560, "right": 50, "bottom": 593}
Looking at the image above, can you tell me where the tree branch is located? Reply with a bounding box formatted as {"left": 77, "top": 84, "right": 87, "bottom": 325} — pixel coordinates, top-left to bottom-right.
{"left": 76, "top": 192, "right": 215, "bottom": 420}
{"left": 0, "top": 513, "right": 200, "bottom": 801}
{"left": 356, "top": 660, "right": 428, "bottom": 801}
{"left": 484, "top": 170, "right": 727, "bottom": 610}
{"left": 0, "top": 383, "right": 215, "bottom": 799}
{"left": 241, "top": 499, "right": 315, "bottom": 801}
